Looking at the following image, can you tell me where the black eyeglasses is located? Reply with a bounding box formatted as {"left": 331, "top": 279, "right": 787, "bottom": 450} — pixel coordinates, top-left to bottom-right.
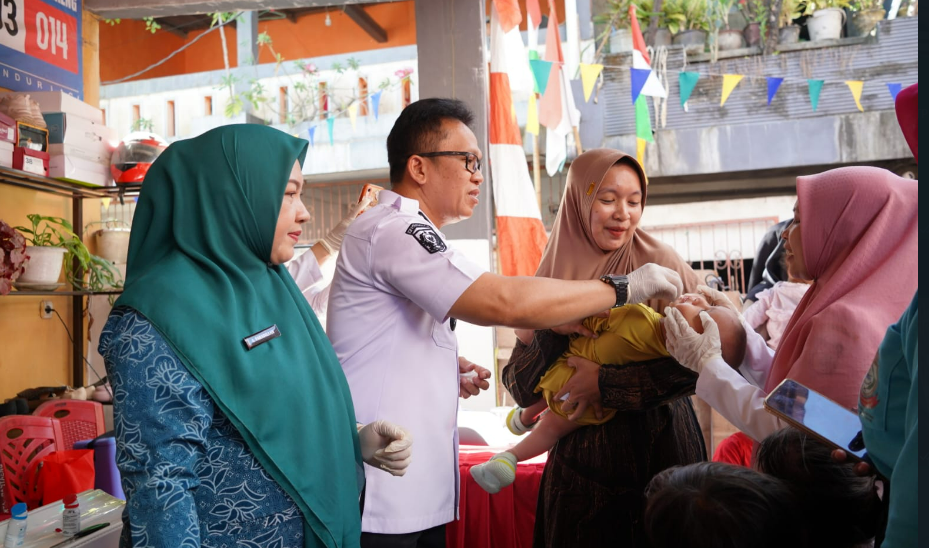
{"left": 413, "top": 151, "right": 482, "bottom": 174}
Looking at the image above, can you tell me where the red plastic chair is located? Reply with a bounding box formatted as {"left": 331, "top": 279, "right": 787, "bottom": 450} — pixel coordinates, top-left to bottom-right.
{"left": 0, "top": 415, "right": 64, "bottom": 510}
{"left": 34, "top": 400, "right": 105, "bottom": 451}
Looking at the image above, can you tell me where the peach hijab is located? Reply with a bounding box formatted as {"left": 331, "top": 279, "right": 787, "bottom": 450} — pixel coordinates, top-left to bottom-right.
{"left": 764, "top": 167, "right": 918, "bottom": 409}
{"left": 535, "top": 148, "right": 698, "bottom": 310}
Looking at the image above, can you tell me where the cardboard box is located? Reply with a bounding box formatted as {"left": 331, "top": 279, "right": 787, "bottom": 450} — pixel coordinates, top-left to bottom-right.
{"left": 47, "top": 143, "right": 113, "bottom": 166}
{"left": 0, "top": 111, "right": 15, "bottom": 144}
{"left": 0, "top": 91, "right": 103, "bottom": 123}
{"left": 13, "top": 147, "right": 49, "bottom": 176}
{"left": 0, "top": 141, "right": 13, "bottom": 169}
{"left": 43, "top": 113, "right": 117, "bottom": 148}
{"left": 49, "top": 154, "right": 111, "bottom": 186}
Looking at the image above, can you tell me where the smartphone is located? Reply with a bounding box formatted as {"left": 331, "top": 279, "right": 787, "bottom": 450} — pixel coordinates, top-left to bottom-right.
{"left": 763, "top": 378, "right": 867, "bottom": 461}
{"left": 357, "top": 183, "right": 384, "bottom": 210}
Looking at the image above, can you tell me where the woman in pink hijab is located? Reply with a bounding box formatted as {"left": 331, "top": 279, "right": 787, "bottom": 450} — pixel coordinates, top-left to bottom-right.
{"left": 662, "top": 166, "right": 918, "bottom": 442}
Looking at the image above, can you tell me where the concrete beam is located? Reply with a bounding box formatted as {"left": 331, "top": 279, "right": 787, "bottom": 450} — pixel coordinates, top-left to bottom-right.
{"left": 85, "top": 0, "right": 396, "bottom": 20}
{"left": 414, "top": 0, "right": 491, "bottom": 242}
{"left": 343, "top": 5, "right": 388, "bottom": 43}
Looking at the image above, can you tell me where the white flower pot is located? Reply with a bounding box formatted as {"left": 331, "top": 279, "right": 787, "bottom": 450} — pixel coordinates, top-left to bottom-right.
{"left": 17, "top": 246, "right": 66, "bottom": 287}
{"left": 807, "top": 8, "right": 845, "bottom": 41}
{"left": 92, "top": 228, "right": 131, "bottom": 264}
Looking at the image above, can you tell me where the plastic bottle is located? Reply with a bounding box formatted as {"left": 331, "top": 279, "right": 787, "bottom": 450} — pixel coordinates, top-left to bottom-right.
{"left": 62, "top": 494, "right": 80, "bottom": 537}
{"left": 2, "top": 502, "right": 28, "bottom": 548}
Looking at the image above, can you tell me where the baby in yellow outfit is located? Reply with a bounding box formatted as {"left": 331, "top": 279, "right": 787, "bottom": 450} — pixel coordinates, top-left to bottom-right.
{"left": 471, "top": 296, "right": 747, "bottom": 494}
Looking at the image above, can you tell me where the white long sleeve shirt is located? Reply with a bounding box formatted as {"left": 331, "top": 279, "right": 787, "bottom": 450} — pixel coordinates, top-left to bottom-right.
{"left": 695, "top": 318, "right": 787, "bottom": 441}
{"left": 285, "top": 248, "right": 330, "bottom": 321}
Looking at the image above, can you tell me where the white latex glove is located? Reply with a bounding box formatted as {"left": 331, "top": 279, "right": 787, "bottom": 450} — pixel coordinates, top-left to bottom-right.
{"left": 696, "top": 285, "right": 743, "bottom": 320}
{"left": 318, "top": 191, "right": 377, "bottom": 254}
{"left": 661, "top": 307, "right": 722, "bottom": 374}
{"left": 626, "top": 263, "right": 684, "bottom": 304}
{"left": 358, "top": 420, "right": 413, "bottom": 476}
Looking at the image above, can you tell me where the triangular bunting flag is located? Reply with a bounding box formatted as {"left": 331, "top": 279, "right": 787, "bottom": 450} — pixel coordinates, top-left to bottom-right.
{"left": 679, "top": 71, "right": 700, "bottom": 108}
{"left": 766, "top": 77, "right": 784, "bottom": 105}
{"left": 808, "top": 79, "right": 824, "bottom": 112}
{"left": 635, "top": 95, "right": 654, "bottom": 143}
{"left": 529, "top": 59, "right": 553, "bottom": 96}
{"left": 527, "top": 92, "right": 540, "bottom": 136}
{"left": 528, "top": 50, "right": 541, "bottom": 93}
{"left": 348, "top": 102, "right": 358, "bottom": 130}
{"left": 845, "top": 80, "right": 864, "bottom": 112}
{"left": 308, "top": 126, "right": 316, "bottom": 147}
{"left": 636, "top": 137, "right": 647, "bottom": 167}
{"left": 631, "top": 68, "right": 652, "bottom": 105}
{"left": 327, "top": 117, "right": 335, "bottom": 145}
{"left": 580, "top": 63, "right": 603, "bottom": 102}
{"left": 720, "top": 74, "right": 744, "bottom": 107}
{"left": 370, "top": 91, "right": 382, "bottom": 120}
{"left": 886, "top": 83, "right": 902, "bottom": 101}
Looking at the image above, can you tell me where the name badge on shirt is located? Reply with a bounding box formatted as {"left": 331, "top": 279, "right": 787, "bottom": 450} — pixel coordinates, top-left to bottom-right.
{"left": 243, "top": 324, "right": 281, "bottom": 350}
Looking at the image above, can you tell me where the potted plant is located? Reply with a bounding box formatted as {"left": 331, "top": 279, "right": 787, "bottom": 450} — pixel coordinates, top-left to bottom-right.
{"left": 14, "top": 214, "right": 123, "bottom": 292}
{"left": 1, "top": 220, "right": 29, "bottom": 295}
{"left": 803, "top": 0, "right": 853, "bottom": 41}
{"left": 636, "top": 0, "right": 673, "bottom": 47}
{"left": 778, "top": 0, "right": 804, "bottom": 43}
{"left": 740, "top": 0, "right": 769, "bottom": 46}
{"left": 666, "top": 0, "right": 711, "bottom": 53}
{"left": 711, "top": 0, "right": 747, "bottom": 50}
{"left": 848, "top": 0, "right": 886, "bottom": 36}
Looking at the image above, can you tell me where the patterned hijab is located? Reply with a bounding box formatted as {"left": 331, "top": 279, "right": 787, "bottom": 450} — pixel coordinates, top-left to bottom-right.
{"left": 536, "top": 148, "right": 698, "bottom": 310}
{"left": 764, "top": 167, "right": 919, "bottom": 409}
{"left": 115, "top": 125, "right": 363, "bottom": 547}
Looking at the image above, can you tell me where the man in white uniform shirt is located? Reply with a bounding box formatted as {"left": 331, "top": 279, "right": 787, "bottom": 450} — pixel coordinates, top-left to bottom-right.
{"left": 327, "top": 98, "right": 685, "bottom": 548}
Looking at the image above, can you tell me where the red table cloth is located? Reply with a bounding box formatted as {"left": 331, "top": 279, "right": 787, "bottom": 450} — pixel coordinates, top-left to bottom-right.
{"left": 446, "top": 446, "right": 547, "bottom": 548}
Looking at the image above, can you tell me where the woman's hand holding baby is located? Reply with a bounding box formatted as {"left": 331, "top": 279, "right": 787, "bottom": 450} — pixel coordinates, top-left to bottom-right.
{"left": 555, "top": 356, "right": 604, "bottom": 421}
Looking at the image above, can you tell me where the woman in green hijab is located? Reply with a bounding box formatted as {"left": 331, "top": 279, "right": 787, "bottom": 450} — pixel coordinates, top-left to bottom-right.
{"left": 99, "top": 124, "right": 412, "bottom": 548}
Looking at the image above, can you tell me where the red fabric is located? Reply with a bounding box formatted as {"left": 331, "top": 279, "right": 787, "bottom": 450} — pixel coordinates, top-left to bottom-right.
{"left": 496, "top": 216, "right": 548, "bottom": 277}
{"left": 712, "top": 432, "right": 754, "bottom": 468}
{"left": 628, "top": 5, "right": 651, "bottom": 64}
{"left": 447, "top": 447, "right": 547, "bottom": 548}
{"left": 492, "top": 0, "right": 522, "bottom": 33}
{"left": 895, "top": 83, "right": 917, "bottom": 163}
{"left": 489, "top": 73, "right": 523, "bottom": 146}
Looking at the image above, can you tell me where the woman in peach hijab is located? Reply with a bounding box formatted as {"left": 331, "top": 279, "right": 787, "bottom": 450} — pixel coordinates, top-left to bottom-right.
{"left": 502, "top": 148, "right": 704, "bottom": 548}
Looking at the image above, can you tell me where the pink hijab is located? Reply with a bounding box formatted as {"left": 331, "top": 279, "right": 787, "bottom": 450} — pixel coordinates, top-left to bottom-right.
{"left": 764, "top": 167, "right": 919, "bottom": 409}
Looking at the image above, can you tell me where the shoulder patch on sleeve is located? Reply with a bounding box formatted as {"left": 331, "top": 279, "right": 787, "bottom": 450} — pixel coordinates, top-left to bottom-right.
{"left": 405, "top": 223, "right": 448, "bottom": 254}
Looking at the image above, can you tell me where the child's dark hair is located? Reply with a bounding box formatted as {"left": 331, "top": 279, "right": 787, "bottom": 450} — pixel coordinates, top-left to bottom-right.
{"left": 644, "top": 462, "right": 806, "bottom": 548}
{"left": 756, "top": 427, "right": 881, "bottom": 548}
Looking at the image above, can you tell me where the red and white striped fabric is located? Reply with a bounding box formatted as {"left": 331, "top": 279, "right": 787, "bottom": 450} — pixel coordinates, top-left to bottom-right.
{"left": 490, "top": 0, "right": 547, "bottom": 277}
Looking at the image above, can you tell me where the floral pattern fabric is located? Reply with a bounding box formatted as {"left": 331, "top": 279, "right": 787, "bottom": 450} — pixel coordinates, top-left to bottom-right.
{"left": 100, "top": 307, "right": 304, "bottom": 548}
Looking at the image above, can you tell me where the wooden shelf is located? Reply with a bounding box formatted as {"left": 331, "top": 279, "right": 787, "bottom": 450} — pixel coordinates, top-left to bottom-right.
{"left": 0, "top": 166, "right": 141, "bottom": 199}
{"left": 1, "top": 166, "right": 133, "bottom": 387}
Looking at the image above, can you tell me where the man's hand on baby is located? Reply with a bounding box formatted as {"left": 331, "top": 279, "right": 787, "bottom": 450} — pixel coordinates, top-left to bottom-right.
{"left": 627, "top": 263, "right": 684, "bottom": 304}
{"left": 555, "top": 356, "right": 604, "bottom": 421}
{"left": 358, "top": 420, "right": 413, "bottom": 476}
{"left": 661, "top": 307, "right": 722, "bottom": 374}
{"left": 551, "top": 310, "right": 610, "bottom": 339}
{"left": 459, "top": 356, "right": 492, "bottom": 399}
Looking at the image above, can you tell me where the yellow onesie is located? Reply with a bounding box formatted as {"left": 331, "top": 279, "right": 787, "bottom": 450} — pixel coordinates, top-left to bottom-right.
{"left": 535, "top": 303, "right": 669, "bottom": 425}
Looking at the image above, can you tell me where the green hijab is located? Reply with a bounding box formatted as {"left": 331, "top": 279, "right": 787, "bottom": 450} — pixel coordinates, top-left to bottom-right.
{"left": 116, "top": 124, "right": 363, "bottom": 547}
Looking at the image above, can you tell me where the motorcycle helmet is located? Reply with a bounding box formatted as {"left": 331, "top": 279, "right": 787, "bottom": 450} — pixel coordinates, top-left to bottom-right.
{"left": 110, "top": 132, "right": 168, "bottom": 184}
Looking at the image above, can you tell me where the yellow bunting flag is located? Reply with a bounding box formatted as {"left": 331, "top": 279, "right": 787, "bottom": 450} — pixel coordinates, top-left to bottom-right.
{"left": 845, "top": 80, "right": 864, "bottom": 112}
{"left": 526, "top": 92, "right": 540, "bottom": 136}
{"left": 101, "top": 197, "right": 111, "bottom": 209}
{"left": 720, "top": 74, "right": 744, "bottom": 107}
{"left": 580, "top": 63, "right": 604, "bottom": 103}
{"left": 636, "top": 137, "right": 647, "bottom": 167}
{"left": 348, "top": 102, "right": 358, "bottom": 131}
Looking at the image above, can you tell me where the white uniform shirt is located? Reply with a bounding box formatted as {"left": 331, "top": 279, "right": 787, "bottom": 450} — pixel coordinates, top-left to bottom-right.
{"left": 327, "top": 190, "right": 485, "bottom": 534}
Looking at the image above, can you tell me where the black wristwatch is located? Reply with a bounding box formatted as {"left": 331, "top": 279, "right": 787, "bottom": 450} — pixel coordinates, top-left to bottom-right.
{"left": 599, "top": 274, "right": 629, "bottom": 308}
